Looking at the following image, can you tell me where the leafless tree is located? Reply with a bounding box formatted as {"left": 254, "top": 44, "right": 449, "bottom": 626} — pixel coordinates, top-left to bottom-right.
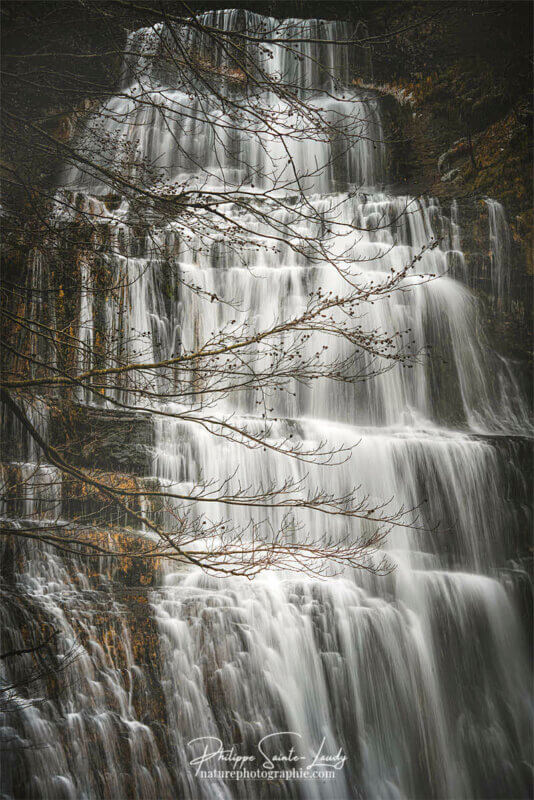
{"left": 1, "top": 0, "right": 437, "bottom": 585}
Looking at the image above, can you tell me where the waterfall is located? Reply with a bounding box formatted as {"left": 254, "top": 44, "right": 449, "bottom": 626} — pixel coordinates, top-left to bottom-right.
{"left": 0, "top": 538, "right": 174, "bottom": 800}
{"left": 2, "top": 10, "right": 532, "bottom": 800}
{"left": 484, "top": 198, "right": 512, "bottom": 310}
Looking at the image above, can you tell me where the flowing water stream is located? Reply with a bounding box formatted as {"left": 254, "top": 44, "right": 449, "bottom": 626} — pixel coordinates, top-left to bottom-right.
{"left": 1, "top": 10, "right": 532, "bottom": 800}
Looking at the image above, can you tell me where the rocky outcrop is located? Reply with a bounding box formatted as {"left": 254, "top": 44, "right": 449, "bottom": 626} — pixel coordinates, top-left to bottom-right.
{"left": 49, "top": 402, "right": 155, "bottom": 475}
{"left": 61, "top": 471, "right": 165, "bottom": 529}
{"left": 358, "top": 3, "right": 532, "bottom": 324}
{"left": 440, "top": 167, "right": 461, "bottom": 183}
{"left": 377, "top": 80, "right": 532, "bottom": 375}
{"left": 437, "top": 140, "right": 470, "bottom": 176}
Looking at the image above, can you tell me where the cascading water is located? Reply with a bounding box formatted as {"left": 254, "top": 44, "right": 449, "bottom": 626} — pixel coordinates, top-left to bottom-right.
{"left": 485, "top": 198, "right": 512, "bottom": 310}
{"left": 1, "top": 10, "right": 532, "bottom": 800}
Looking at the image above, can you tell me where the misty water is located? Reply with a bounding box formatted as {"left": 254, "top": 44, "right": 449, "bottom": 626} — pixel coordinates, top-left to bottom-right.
{"left": 1, "top": 11, "right": 532, "bottom": 800}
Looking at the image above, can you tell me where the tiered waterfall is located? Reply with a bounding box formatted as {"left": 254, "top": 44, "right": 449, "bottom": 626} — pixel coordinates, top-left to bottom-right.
{"left": 1, "top": 11, "right": 532, "bottom": 800}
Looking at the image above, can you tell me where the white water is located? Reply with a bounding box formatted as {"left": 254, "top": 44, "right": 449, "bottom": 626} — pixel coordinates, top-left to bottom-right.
{"left": 485, "top": 198, "right": 512, "bottom": 310}
{"left": 2, "top": 10, "right": 532, "bottom": 800}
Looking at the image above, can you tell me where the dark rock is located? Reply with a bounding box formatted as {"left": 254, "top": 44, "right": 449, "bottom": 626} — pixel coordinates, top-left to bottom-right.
{"left": 61, "top": 474, "right": 165, "bottom": 529}
{"left": 471, "top": 94, "right": 509, "bottom": 130}
{"left": 498, "top": 557, "right": 533, "bottom": 665}
{"left": 438, "top": 140, "right": 470, "bottom": 174}
{"left": 440, "top": 167, "right": 461, "bottom": 183}
{"left": 50, "top": 402, "right": 154, "bottom": 475}
{"left": 437, "top": 150, "right": 451, "bottom": 175}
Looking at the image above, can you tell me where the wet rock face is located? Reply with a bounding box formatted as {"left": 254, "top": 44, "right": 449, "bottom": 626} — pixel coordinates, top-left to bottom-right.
{"left": 470, "top": 93, "right": 509, "bottom": 131}
{"left": 438, "top": 140, "right": 469, "bottom": 175}
{"left": 61, "top": 472, "right": 165, "bottom": 529}
{"left": 440, "top": 167, "right": 461, "bottom": 183}
{"left": 50, "top": 402, "right": 155, "bottom": 474}
{"left": 1, "top": 533, "right": 175, "bottom": 800}
{"left": 378, "top": 81, "right": 531, "bottom": 374}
